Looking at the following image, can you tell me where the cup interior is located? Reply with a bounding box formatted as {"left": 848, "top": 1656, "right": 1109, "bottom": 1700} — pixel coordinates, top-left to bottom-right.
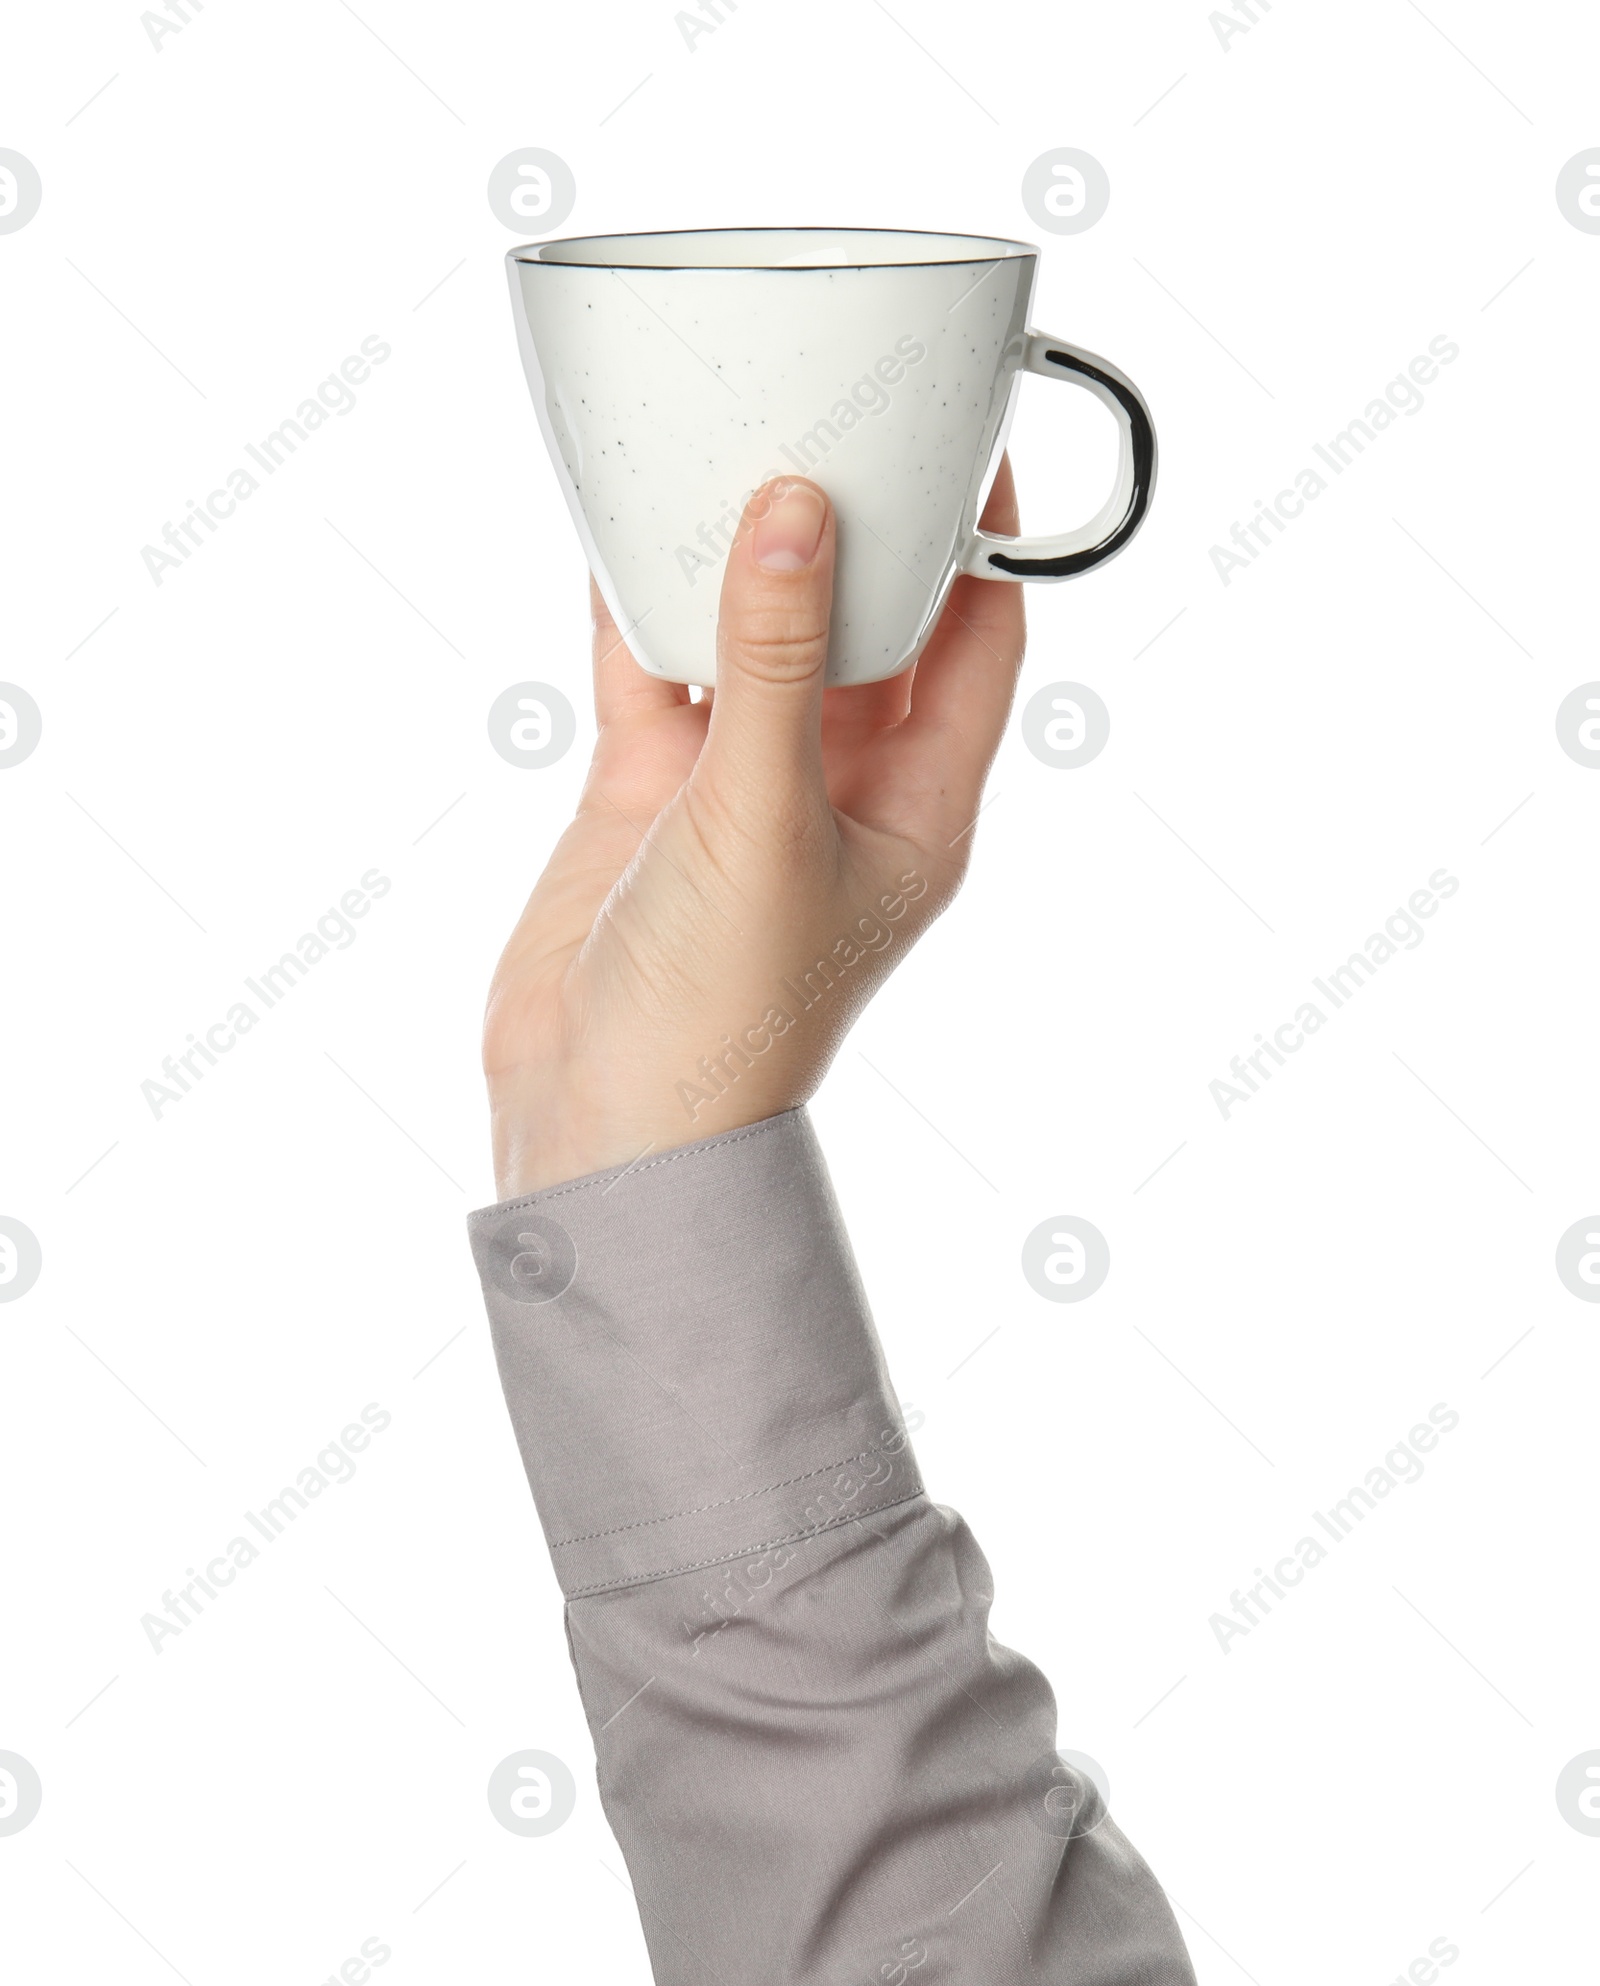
{"left": 515, "top": 227, "right": 1034, "bottom": 270}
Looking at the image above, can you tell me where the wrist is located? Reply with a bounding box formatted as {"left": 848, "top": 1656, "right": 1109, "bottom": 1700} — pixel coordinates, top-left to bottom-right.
{"left": 489, "top": 1069, "right": 809, "bottom": 1200}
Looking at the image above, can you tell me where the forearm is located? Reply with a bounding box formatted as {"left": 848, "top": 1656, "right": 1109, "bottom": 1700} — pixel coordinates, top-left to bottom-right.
{"left": 468, "top": 1109, "right": 1195, "bottom": 1984}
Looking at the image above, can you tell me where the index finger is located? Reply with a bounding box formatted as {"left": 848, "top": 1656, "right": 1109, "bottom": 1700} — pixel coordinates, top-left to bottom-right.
{"left": 592, "top": 576, "right": 690, "bottom": 726}
{"left": 897, "top": 454, "right": 1027, "bottom": 806}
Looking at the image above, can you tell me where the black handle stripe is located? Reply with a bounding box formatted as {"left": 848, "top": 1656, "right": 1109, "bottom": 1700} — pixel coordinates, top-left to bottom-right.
{"left": 985, "top": 348, "right": 1156, "bottom": 578}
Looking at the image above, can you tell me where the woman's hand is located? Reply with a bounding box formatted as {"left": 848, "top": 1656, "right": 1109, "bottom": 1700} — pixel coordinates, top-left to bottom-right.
{"left": 483, "top": 463, "right": 1027, "bottom": 1199}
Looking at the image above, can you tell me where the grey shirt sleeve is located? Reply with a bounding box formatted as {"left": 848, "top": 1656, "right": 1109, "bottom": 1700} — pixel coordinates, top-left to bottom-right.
{"left": 468, "top": 1108, "right": 1196, "bottom": 1985}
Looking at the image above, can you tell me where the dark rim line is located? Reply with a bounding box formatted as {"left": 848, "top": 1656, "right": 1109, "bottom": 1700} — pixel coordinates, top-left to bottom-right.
{"left": 985, "top": 350, "right": 1156, "bottom": 579}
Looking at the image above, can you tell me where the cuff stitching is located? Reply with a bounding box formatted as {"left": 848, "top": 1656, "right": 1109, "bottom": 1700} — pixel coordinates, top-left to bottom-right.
{"left": 561, "top": 1483, "right": 927, "bottom": 1599}
{"left": 546, "top": 1443, "right": 909, "bottom": 1551}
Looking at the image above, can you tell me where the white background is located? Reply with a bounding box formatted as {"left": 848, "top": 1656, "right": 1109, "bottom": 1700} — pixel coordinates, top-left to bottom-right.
{"left": 3, "top": 1, "right": 1597, "bottom": 1980}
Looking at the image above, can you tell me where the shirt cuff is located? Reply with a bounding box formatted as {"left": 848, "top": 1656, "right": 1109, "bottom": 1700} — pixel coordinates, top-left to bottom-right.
{"left": 466, "top": 1108, "right": 922, "bottom": 1598}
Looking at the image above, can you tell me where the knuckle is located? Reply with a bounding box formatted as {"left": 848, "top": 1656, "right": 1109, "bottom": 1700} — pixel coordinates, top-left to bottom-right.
{"left": 685, "top": 774, "right": 829, "bottom": 873}
{"left": 721, "top": 610, "right": 829, "bottom": 683}
{"left": 765, "top": 782, "right": 832, "bottom": 853}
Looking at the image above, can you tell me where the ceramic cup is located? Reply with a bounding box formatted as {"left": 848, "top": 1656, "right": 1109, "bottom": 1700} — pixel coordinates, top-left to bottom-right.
{"left": 506, "top": 227, "right": 1156, "bottom": 688}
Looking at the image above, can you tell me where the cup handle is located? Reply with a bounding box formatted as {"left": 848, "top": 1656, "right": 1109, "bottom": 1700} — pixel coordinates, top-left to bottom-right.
{"left": 962, "top": 331, "right": 1157, "bottom": 580}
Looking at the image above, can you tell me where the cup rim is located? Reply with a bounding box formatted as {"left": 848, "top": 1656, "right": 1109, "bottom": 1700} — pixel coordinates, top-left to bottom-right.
{"left": 508, "top": 225, "right": 1038, "bottom": 272}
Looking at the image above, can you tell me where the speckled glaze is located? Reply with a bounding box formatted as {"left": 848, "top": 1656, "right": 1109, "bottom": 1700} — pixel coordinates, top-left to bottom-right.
{"left": 507, "top": 228, "right": 1155, "bottom": 688}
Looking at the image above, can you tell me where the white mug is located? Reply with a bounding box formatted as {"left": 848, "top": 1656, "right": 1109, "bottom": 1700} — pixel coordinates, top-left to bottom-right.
{"left": 506, "top": 227, "right": 1156, "bottom": 688}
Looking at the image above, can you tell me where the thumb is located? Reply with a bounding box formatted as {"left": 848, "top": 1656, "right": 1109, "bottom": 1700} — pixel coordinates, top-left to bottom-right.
{"left": 702, "top": 477, "right": 835, "bottom": 806}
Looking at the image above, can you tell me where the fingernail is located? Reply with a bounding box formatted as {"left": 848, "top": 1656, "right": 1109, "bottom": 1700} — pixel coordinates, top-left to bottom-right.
{"left": 752, "top": 481, "right": 827, "bottom": 571}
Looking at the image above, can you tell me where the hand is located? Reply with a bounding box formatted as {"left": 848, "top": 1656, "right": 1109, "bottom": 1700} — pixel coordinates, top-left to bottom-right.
{"left": 483, "top": 463, "right": 1027, "bottom": 1199}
